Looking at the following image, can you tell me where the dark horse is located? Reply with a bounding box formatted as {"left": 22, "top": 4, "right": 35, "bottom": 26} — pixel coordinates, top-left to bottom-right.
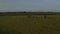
{"left": 44, "top": 15, "right": 47, "bottom": 19}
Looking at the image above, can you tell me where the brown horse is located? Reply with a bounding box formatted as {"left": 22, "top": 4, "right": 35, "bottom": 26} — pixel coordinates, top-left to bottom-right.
{"left": 44, "top": 15, "right": 47, "bottom": 19}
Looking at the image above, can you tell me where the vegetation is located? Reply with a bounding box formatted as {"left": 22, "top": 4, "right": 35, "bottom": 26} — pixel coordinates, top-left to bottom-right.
{"left": 0, "top": 15, "right": 60, "bottom": 34}
{"left": 0, "top": 12, "right": 59, "bottom": 16}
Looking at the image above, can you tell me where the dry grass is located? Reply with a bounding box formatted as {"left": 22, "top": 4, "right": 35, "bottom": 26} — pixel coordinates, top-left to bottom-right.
{"left": 0, "top": 15, "right": 60, "bottom": 34}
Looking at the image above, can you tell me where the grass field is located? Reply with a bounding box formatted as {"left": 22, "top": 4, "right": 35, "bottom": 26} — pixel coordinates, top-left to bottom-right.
{"left": 0, "top": 15, "right": 60, "bottom": 34}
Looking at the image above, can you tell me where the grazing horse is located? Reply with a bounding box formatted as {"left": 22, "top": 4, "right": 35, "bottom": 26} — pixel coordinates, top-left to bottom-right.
{"left": 44, "top": 15, "right": 47, "bottom": 19}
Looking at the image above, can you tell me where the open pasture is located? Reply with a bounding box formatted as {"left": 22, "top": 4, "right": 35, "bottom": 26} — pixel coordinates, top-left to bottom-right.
{"left": 0, "top": 15, "right": 60, "bottom": 34}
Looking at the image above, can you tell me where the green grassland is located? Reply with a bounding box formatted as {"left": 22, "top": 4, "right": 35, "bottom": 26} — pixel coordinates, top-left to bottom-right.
{"left": 0, "top": 15, "right": 60, "bottom": 34}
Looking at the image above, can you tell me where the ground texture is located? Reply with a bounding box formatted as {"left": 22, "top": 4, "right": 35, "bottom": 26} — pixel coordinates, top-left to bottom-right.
{"left": 0, "top": 15, "right": 60, "bottom": 34}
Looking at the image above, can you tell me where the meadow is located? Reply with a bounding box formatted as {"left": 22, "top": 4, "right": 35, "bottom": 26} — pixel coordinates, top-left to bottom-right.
{"left": 0, "top": 15, "right": 60, "bottom": 34}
